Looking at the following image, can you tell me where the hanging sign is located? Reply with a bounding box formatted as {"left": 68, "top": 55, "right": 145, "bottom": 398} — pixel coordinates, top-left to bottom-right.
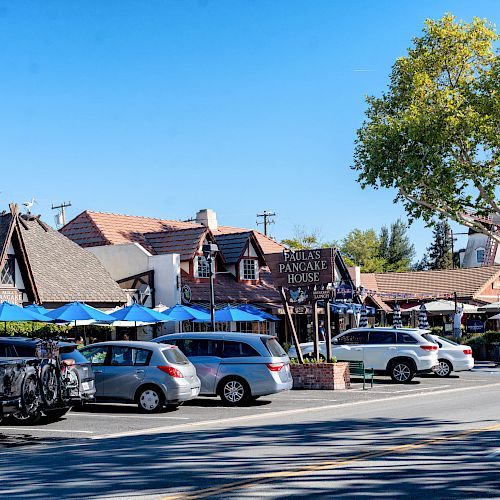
{"left": 0, "top": 288, "right": 22, "bottom": 305}
{"left": 335, "top": 283, "right": 353, "bottom": 300}
{"left": 181, "top": 285, "right": 192, "bottom": 304}
{"left": 267, "top": 248, "right": 335, "bottom": 288}
{"left": 312, "top": 289, "right": 333, "bottom": 300}
{"left": 287, "top": 287, "right": 310, "bottom": 304}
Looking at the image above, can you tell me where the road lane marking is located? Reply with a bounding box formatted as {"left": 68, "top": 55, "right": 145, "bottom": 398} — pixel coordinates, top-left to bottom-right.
{"left": 160, "top": 422, "right": 500, "bottom": 500}
{"left": 68, "top": 413, "right": 190, "bottom": 420}
{"left": 92, "top": 381, "right": 500, "bottom": 440}
{"left": 0, "top": 427, "right": 93, "bottom": 434}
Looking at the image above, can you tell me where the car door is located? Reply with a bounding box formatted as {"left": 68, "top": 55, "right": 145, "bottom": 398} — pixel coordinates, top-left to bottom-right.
{"left": 177, "top": 338, "right": 222, "bottom": 395}
{"left": 80, "top": 345, "right": 110, "bottom": 398}
{"left": 332, "top": 331, "right": 367, "bottom": 362}
{"left": 100, "top": 346, "right": 150, "bottom": 401}
{"left": 364, "top": 330, "right": 397, "bottom": 369}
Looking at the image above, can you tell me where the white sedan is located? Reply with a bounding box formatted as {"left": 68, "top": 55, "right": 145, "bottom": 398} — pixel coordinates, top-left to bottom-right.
{"left": 423, "top": 334, "right": 474, "bottom": 377}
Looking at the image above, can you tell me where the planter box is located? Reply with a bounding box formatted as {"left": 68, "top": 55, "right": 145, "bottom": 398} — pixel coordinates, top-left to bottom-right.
{"left": 290, "top": 362, "right": 350, "bottom": 390}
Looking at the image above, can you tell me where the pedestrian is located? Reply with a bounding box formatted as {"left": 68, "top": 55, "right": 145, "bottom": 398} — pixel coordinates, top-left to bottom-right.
{"left": 75, "top": 336, "right": 85, "bottom": 349}
{"left": 123, "top": 333, "right": 130, "bottom": 341}
{"left": 318, "top": 320, "right": 326, "bottom": 342}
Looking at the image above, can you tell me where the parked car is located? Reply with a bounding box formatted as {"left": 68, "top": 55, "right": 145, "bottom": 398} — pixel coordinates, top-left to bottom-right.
{"left": 0, "top": 337, "right": 96, "bottom": 403}
{"left": 154, "top": 333, "right": 293, "bottom": 406}
{"left": 421, "top": 333, "right": 474, "bottom": 377}
{"left": 79, "top": 341, "right": 201, "bottom": 412}
{"left": 288, "top": 327, "right": 439, "bottom": 383}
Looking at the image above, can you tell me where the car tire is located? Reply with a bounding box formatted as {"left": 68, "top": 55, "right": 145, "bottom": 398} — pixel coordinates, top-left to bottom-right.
{"left": 390, "top": 360, "right": 415, "bottom": 383}
{"left": 136, "top": 386, "right": 165, "bottom": 413}
{"left": 435, "top": 359, "right": 453, "bottom": 377}
{"left": 219, "top": 377, "right": 251, "bottom": 406}
{"left": 44, "top": 407, "right": 71, "bottom": 422}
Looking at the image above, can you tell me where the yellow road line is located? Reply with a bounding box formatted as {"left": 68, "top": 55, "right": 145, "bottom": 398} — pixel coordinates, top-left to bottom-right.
{"left": 160, "top": 422, "right": 500, "bottom": 500}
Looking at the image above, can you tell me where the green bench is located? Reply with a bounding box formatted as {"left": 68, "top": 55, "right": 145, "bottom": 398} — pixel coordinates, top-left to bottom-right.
{"left": 347, "top": 360, "right": 374, "bottom": 390}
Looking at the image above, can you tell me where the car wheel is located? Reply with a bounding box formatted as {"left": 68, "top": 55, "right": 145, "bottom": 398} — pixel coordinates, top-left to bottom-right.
{"left": 435, "top": 359, "right": 452, "bottom": 377}
{"left": 390, "top": 361, "right": 415, "bottom": 383}
{"left": 137, "top": 386, "right": 165, "bottom": 413}
{"left": 219, "top": 378, "right": 250, "bottom": 406}
{"left": 44, "top": 407, "right": 71, "bottom": 422}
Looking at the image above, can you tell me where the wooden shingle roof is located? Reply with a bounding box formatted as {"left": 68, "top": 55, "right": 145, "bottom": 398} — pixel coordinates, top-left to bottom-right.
{"left": 144, "top": 227, "right": 208, "bottom": 261}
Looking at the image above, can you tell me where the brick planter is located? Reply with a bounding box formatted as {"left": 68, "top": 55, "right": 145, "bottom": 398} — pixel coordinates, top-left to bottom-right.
{"left": 290, "top": 362, "right": 350, "bottom": 390}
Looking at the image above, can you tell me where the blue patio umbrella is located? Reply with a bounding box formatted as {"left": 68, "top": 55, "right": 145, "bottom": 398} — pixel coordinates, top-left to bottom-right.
{"left": 25, "top": 304, "right": 51, "bottom": 316}
{"left": 110, "top": 303, "right": 173, "bottom": 323}
{"left": 214, "top": 306, "right": 265, "bottom": 323}
{"left": 163, "top": 304, "right": 211, "bottom": 322}
{"left": 237, "top": 304, "right": 280, "bottom": 321}
{"left": 392, "top": 303, "right": 403, "bottom": 328}
{"left": 418, "top": 303, "right": 429, "bottom": 330}
{"left": 0, "top": 301, "right": 49, "bottom": 335}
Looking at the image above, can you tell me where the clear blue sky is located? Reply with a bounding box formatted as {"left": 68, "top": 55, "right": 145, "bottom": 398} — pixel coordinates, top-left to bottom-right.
{"left": 1, "top": 0, "right": 499, "bottom": 259}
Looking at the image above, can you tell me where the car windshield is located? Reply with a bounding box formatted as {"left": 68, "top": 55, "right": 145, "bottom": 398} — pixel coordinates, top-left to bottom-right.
{"left": 162, "top": 347, "right": 190, "bottom": 365}
{"left": 264, "top": 338, "right": 286, "bottom": 357}
{"left": 421, "top": 334, "right": 439, "bottom": 344}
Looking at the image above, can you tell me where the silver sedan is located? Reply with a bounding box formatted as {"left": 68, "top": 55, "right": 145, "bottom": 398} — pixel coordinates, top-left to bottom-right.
{"left": 80, "top": 341, "right": 201, "bottom": 412}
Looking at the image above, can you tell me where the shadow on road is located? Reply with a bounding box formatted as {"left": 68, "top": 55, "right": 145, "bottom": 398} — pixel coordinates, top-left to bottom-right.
{"left": 1, "top": 416, "right": 498, "bottom": 499}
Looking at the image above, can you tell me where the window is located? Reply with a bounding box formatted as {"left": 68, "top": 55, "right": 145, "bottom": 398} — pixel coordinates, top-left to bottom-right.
{"left": 162, "top": 347, "right": 190, "bottom": 365}
{"left": 264, "top": 338, "right": 286, "bottom": 357}
{"left": 222, "top": 340, "right": 260, "bottom": 358}
{"left": 240, "top": 259, "right": 258, "bottom": 280}
{"left": 174, "top": 338, "right": 222, "bottom": 357}
{"left": 81, "top": 346, "right": 109, "bottom": 364}
{"left": 195, "top": 256, "right": 210, "bottom": 278}
{"left": 336, "top": 331, "right": 368, "bottom": 345}
{"left": 237, "top": 321, "right": 270, "bottom": 334}
{"left": 476, "top": 248, "right": 485, "bottom": 264}
{"left": 397, "top": 332, "right": 418, "bottom": 344}
{"left": 0, "top": 344, "right": 18, "bottom": 357}
{"left": 368, "top": 331, "right": 396, "bottom": 344}
{"left": 0, "top": 256, "right": 15, "bottom": 286}
{"left": 110, "top": 346, "right": 151, "bottom": 366}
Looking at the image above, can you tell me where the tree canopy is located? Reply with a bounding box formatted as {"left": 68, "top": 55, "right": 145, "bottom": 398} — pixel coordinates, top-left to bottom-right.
{"left": 415, "top": 220, "right": 453, "bottom": 270}
{"left": 353, "top": 14, "right": 500, "bottom": 242}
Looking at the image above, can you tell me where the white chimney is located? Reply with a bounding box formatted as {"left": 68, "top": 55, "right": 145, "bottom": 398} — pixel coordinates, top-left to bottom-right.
{"left": 196, "top": 208, "right": 218, "bottom": 231}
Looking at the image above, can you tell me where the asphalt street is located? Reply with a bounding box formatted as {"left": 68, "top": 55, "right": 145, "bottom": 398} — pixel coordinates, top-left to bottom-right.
{"left": 1, "top": 363, "right": 499, "bottom": 499}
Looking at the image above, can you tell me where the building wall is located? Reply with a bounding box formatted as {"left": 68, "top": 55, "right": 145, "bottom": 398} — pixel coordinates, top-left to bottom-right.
{"left": 462, "top": 233, "right": 490, "bottom": 268}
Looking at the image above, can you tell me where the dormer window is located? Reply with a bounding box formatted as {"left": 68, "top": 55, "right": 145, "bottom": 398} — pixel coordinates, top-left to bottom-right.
{"left": 240, "top": 258, "right": 258, "bottom": 281}
{"left": 477, "top": 248, "right": 485, "bottom": 264}
{"left": 0, "top": 256, "right": 15, "bottom": 286}
{"left": 194, "top": 255, "right": 210, "bottom": 278}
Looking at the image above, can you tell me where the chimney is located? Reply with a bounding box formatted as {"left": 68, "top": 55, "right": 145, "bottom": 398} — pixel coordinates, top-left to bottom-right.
{"left": 196, "top": 209, "right": 218, "bottom": 231}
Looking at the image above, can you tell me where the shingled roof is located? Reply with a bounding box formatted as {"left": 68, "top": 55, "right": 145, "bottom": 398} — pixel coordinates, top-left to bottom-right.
{"left": 215, "top": 232, "right": 255, "bottom": 264}
{"left": 0, "top": 209, "right": 126, "bottom": 306}
{"left": 361, "top": 266, "right": 500, "bottom": 303}
{"left": 143, "top": 227, "right": 208, "bottom": 261}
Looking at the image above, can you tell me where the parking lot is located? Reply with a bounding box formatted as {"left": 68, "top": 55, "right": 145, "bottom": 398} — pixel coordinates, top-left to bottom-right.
{"left": 1, "top": 362, "right": 499, "bottom": 443}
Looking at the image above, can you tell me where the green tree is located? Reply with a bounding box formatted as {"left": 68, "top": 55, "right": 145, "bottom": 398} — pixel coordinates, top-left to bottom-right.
{"left": 353, "top": 14, "right": 500, "bottom": 242}
{"left": 386, "top": 219, "right": 415, "bottom": 271}
{"left": 336, "top": 229, "right": 387, "bottom": 273}
{"left": 427, "top": 220, "right": 454, "bottom": 269}
{"left": 281, "top": 226, "right": 321, "bottom": 250}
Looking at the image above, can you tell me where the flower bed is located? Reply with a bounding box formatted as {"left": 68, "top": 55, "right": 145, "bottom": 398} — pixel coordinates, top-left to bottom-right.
{"left": 290, "top": 362, "right": 350, "bottom": 390}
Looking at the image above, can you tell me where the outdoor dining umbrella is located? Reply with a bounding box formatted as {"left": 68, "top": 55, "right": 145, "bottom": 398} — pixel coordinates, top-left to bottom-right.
{"left": 236, "top": 304, "right": 280, "bottom": 321}
{"left": 418, "top": 303, "right": 429, "bottom": 330}
{"left": 392, "top": 303, "right": 403, "bottom": 328}
{"left": 214, "top": 306, "right": 265, "bottom": 323}
{"left": 45, "top": 301, "right": 114, "bottom": 344}
{"left": 0, "top": 301, "right": 50, "bottom": 334}
{"left": 25, "top": 304, "right": 51, "bottom": 315}
{"left": 162, "top": 304, "right": 211, "bottom": 322}
{"left": 358, "top": 303, "right": 369, "bottom": 328}
{"left": 109, "top": 303, "right": 174, "bottom": 338}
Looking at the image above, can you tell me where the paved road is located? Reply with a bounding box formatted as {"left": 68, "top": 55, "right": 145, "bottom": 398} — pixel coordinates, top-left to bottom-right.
{"left": 1, "top": 364, "right": 499, "bottom": 498}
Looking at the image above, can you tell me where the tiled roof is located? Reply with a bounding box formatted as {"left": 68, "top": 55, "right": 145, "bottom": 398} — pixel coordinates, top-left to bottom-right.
{"left": 144, "top": 227, "right": 208, "bottom": 261}
{"left": 182, "top": 269, "right": 281, "bottom": 305}
{"left": 216, "top": 226, "right": 285, "bottom": 255}
{"left": 215, "top": 232, "right": 253, "bottom": 264}
{"left": 360, "top": 266, "right": 500, "bottom": 300}
{"left": 16, "top": 215, "right": 127, "bottom": 304}
{"left": 61, "top": 211, "right": 199, "bottom": 248}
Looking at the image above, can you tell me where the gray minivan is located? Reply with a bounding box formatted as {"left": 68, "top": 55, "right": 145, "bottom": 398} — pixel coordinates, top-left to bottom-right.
{"left": 154, "top": 333, "right": 293, "bottom": 406}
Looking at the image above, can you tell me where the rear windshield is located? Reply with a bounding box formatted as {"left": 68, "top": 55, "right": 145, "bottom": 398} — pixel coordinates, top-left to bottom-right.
{"left": 265, "top": 338, "right": 287, "bottom": 357}
{"left": 162, "top": 347, "right": 190, "bottom": 365}
{"left": 59, "top": 347, "right": 90, "bottom": 364}
{"left": 438, "top": 336, "right": 459, "bottom": 346}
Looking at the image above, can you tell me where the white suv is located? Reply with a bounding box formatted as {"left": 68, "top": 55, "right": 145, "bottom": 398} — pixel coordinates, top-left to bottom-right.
{"left": 289, "top": 328, "right": 439, "bottom": 383}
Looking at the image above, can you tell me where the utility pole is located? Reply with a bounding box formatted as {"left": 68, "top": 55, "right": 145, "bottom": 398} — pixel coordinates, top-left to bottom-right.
{"left": 51, "top": 201, "right": 72, "bottom": 228}
{"left": 256, "top": 210, "right": 276, "bottom": 236}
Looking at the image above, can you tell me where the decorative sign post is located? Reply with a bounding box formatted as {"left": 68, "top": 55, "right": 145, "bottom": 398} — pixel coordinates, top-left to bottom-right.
{"left": 268, "top": 248, "right": 336, "bottom": 364}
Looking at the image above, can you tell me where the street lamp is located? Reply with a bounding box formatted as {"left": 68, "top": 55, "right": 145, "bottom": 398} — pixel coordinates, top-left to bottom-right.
{"left": 202, "top": 243, "right": 219, "bottom": 331}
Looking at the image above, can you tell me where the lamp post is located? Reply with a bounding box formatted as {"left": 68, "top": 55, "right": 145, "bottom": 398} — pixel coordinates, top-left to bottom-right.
{"left": 203, "top": 243, "right": 219, "bottom": 331}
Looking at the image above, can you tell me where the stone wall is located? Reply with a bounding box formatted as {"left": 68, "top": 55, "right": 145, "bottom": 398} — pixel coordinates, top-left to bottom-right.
{"left": 290, "top": 362, "right": 350, "bottom": 390}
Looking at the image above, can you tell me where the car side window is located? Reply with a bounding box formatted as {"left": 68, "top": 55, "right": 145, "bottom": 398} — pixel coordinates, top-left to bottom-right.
{"left": 222, "top": 341, "right": 260, "bottom": 358}
{"left": 81, "top": 346, "right": 109, "bottom": 365}
{"left": 110, "top": 347, "right": 135, "bottom": 366}
{"left": 15, "top": 345, "right": 36, "bottom": 357}
{"left": 0, "top": 344, "right": 17, "bottom": 357}
{"left": 134, "top": 349, "right": 151, "bottom": 366}
{"left": 368, "top": 331, "right": 396, "bottom": 344}
{"left": 397, "top": 333, "right": 418, "bottom": 344}
{"left": 337, "top": 331, "right": 368, "bottom": 345}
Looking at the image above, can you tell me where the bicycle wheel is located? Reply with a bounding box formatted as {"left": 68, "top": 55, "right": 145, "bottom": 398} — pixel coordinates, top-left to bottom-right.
{"left": 40, "top": 363, "right": 60, "bottom": 407}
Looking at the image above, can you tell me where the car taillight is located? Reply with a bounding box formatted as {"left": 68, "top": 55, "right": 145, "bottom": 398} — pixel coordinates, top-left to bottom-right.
{"left": 157, "top": 366, "right": 184, "bottom": 378}
{"left": 266, "top": 362, "right": 285, "bottom": 372}
{"left": 463, "top": 349, "right": 472, "bottom": 355}
{"left": 420, "top": 345, "right": 438, "bottom": 351}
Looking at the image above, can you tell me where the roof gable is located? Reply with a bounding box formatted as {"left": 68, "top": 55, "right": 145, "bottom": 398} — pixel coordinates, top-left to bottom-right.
{"left": 144, "top": 226, "right": 209, "bottom": 261}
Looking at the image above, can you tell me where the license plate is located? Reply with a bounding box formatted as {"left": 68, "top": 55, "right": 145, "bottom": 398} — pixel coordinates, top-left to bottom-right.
{"left": 191, "top": 387, "right": 199, "bottom": 396}
{"left": 82, "top": 382, "right": 91, "bottom": 391}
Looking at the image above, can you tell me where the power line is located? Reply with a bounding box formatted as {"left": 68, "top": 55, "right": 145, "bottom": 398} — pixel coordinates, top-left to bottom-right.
{"left": 256, "top": 210, "right": 276, "bottom": 236}
{"left": 51, "top": 201, "right": 72, "bottom": 228}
